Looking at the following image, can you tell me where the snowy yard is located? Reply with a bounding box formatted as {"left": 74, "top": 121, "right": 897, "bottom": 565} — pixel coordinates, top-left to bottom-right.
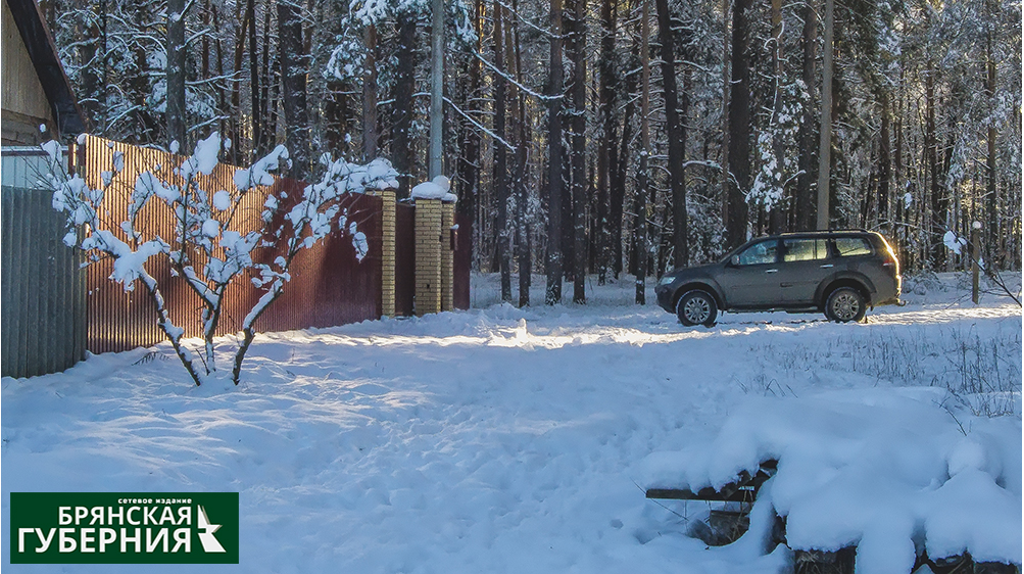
{"left": 2, "top": 272, "right": 1021, "bottom": 573}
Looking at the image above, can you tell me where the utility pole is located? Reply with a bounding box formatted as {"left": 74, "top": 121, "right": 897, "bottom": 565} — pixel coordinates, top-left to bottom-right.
{"left": 166, "top": 0, "right": 186, "bottom": 149}
{"left": 429, "top": 0, "right": 445, "bottom": 179}
{"left": 816, "top": 0, "right": 834, "bottom": 230}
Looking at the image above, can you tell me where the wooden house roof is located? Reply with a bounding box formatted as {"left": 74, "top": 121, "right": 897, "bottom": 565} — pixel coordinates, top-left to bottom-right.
{"left": 5, "top": 0, "right": 86, "bottom": 137}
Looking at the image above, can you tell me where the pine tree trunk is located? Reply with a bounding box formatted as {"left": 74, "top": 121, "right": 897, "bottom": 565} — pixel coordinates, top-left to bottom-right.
{"left": 229, "top": 3, "right": 250, "bottom": 165}
{"left": 984, "top": 2, "right": 999, "bottom": 268}
{"left": 201, "top": 0, "right": 210, "bottom": 78}
{"left": 571, "top": 0, "right": 587, "bottom": 304}
{"left": 794, "top": 0, "right": 816, "bottom": 231}
{"left": 214, "top": 6, "right": 226, "bottom": 146}
{"left": 456, "top": 0, "right": 482, "bottom": 276}
{"left": 636, "top": 0, "right": 650, "bottom": 305}
{"left": 720, "top": 0, "right": 730, "bottom": 226}
{"left": 507, "top": 0, "right": 531, "bottom": 307}
{"left": 611, "top": 100, "right": 632, "bottom": 279}
{"left": 494, "top": 1, "right": 512, "bottom": 302}
{"left": 611, "top": 38, "right": 636, "bottom": 280}
{"left": 655, "top": 0, "right": 687, "bottom": 268}
{"left": 261, "top": 7, "right": 272, "bottom": 148}
{"left": 79, "top": 5, "right": 101, "bottom": 123}
{"left": 878, "top": 92, "right": 891, "bottom": 234}
{"left": 248, "top": 0, "right": 261, "bottom": 160}
{"left": 363, "top": 25, "right": 378, "bottom": 161}
{"left": 726, "top": 0, "right": 750, "bottom": 249}
{"left": 894, "top": 76, "right": 905, "bottom": 260}
{"left": 925, "top": 66, "right": 943, "bottom": 268}
{"left": 596, "top": 0, "right": 616, "bottom": 285}
{"left": 278, "top": 0, "right": 309, "bottom": 178}
{"left": 545, "top": 0, "right": 565, "bottom": 305}
{"left": 769, "top": 0, "right": 785, "bottom": 234}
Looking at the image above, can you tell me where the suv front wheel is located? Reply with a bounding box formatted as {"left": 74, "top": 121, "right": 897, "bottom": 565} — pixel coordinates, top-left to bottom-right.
{"left": 677, "top": 290, "right": 718, "bottom": 327}
{"left": 825, "top": 287, "right": 866, "bottom": 323}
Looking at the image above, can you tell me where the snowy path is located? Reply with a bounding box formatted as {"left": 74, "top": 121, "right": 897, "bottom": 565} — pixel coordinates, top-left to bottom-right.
{"left": 2, "top": 274, "right": 1020, "bottom": 573}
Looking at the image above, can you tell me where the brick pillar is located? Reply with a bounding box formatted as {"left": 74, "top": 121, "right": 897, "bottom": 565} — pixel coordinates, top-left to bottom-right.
{"left": 441, "top": 201, "right": 455, "bottom": 311}
{"left": 375, "top": 189, "right": 397, "bottom": 317}
{"left": 415, "top": 199, "right": 443, "bottom": 316}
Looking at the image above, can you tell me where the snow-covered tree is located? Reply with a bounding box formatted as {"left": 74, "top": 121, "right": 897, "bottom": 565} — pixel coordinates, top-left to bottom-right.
{"left": 45, "top": 134, "right": 398, "bottom": 386}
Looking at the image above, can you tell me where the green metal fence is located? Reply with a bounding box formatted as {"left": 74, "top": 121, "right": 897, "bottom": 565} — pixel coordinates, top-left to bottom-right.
{"left": 1, "top": 147, "right": 87, "bottom": 378}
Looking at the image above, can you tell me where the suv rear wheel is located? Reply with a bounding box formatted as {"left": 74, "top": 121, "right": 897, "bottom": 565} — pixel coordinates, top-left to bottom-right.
{"left": 825, "top": 287, "right": 866, "bottom": 323}
{"left": 677, "top": 290, "right": 718, "bottom": 327}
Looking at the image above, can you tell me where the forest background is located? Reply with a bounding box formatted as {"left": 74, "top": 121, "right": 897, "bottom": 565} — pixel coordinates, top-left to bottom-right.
{"left": 42, "top": 0, "right": 1022, "bottom": 305}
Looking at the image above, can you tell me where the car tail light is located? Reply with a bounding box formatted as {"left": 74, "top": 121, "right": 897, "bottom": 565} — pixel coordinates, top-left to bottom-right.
{"left": 877, "top": 236, "right": 900, "bottom": 273}
{"left": 882, "top": 250, "right": 899, "bottom": 273}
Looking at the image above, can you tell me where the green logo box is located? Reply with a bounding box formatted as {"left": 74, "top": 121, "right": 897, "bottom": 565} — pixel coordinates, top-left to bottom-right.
{"left": 10, "top": 492, "right": 238, "bottom": 564}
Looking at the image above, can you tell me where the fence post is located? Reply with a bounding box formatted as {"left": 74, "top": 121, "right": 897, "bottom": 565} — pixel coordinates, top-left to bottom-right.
{"left": 972, "top": 221, "right": 981, "bottom": 305}
{"left": 373, "top": 189, "right": 397, "bottom": 318}
{"left": 441, "top": 200, "right": 455, "bottom": 312}
{"left": 415, "top": 198, "right": 443, "bottom": 316}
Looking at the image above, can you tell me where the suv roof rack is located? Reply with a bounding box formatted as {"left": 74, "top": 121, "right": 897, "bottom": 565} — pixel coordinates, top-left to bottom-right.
{"left": 778, "top": 228, "right": 871, "bottom": 235}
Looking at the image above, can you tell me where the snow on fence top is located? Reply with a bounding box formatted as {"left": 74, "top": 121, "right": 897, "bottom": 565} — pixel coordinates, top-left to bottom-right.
{"left": 640, "top": 387, "right": 1022, "bottom": 568}
{"left": 411, "top": 176, "right": 457, "bottom": 202}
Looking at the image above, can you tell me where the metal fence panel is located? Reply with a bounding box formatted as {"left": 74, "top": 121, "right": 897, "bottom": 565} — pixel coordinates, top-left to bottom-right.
{"left": 1, "top": 158, "right": 87, "bottom": 378}
{"left": 77, "top": 135, "right": 385, "bottom": 354}
{"left": 394, "top": 202, "right": 416, "bottom": 317}
{"left": 454, "top": 213, "right": 472, "bottom": 310}
{"left": 250, "top": 189, "right": 383, "bottom": 332}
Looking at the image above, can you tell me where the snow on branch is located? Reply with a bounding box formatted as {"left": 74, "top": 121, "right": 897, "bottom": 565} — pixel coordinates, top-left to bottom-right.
{"left": 473, "top": 52, "right": 562, "bottom": 102}
{"left": 443, "top": 96, "right": 517, "bottom": 153}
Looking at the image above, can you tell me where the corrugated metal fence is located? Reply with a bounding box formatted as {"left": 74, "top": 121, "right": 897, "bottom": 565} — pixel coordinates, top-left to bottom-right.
{"left": 75, "top": 135, "right": 384, "bottom": 354}
{"left": 1, "top": 148, "right": 87, "bottom": 378}
{"left": 2, "top": 137, "right": 472, "bottom": 378}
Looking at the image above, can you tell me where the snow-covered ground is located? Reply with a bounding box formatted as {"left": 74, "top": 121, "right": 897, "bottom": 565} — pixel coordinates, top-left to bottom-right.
{"left": 2, "top": 272, "right": 1021, "bottom": 573}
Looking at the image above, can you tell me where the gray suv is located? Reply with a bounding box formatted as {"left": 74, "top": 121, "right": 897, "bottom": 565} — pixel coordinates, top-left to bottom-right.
{"left": 655, "top": 230, "right": 902, "bottom": 326}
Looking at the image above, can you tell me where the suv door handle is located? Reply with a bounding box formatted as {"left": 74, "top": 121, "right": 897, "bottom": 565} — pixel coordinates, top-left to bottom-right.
{"left": 765, "top": 269, "right": 778, "bottom": 274}
{"left": 820, "top": 264, "right": 834, "bottom": 269}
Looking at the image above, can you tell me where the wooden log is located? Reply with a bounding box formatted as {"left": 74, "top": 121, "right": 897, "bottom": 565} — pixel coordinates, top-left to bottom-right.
{"left": 645, "top": 459, "right": 778, "bottom": 502}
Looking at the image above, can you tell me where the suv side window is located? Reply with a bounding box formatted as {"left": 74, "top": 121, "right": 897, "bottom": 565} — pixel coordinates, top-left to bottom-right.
{"left": 783, "top": 239, "right": 829, "bottom": 262}
{"left": 736, "top": 240, "right": 779, "bottom": 266}
{"left": 834, "top": 237, "right": 873, "bottom": 257}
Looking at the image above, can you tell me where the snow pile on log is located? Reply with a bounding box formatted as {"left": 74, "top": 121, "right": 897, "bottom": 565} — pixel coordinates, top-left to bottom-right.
{"left": 641, "top": 387, "right": 1022, "bottom": 569}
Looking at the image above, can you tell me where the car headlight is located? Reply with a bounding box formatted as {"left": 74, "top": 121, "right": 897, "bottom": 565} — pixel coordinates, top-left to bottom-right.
{"left": 657, "top": 275, "right": 675, "bottom": 286}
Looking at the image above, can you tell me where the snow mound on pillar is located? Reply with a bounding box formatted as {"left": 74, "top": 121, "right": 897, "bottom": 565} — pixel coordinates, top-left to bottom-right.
{"left": 412, "top": 176, "right": 457, "bottom": 202}
{"left": 639, "top": 388, "right": 1022, "bottom": 568}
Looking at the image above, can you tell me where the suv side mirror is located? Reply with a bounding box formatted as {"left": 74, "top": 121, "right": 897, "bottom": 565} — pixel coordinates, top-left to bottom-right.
{"left": 730, "top": 255, "right": 740, "bottom": 267}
